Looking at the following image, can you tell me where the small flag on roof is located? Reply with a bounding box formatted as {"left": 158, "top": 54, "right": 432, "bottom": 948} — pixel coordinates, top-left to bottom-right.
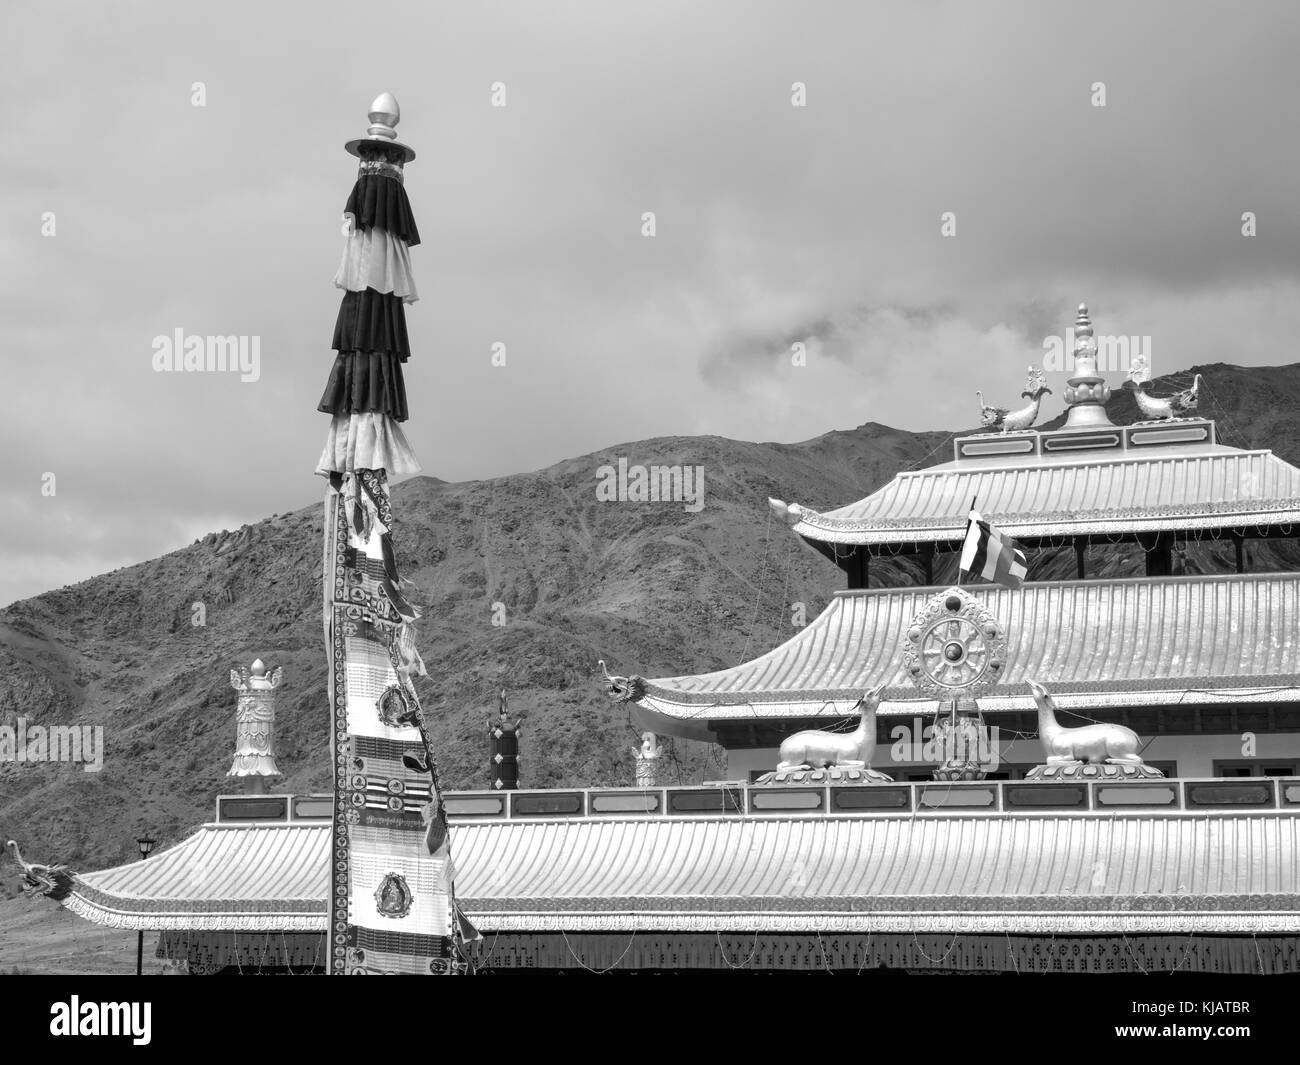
{"left": 960, "top": 510, "right": 1027, "bottom": 589}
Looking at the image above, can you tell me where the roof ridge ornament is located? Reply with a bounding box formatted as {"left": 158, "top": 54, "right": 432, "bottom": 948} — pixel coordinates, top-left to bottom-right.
{"left": 974, "top": 365, "right": 1052, "bottom": 434}
{"left": 1124, "top": 355, "right": 1204, "bottom": 421}
{"left": 903, "top": 587, "right": 1006, "bottom": 782}
{"left": 768, "top": 497, "right": 804, "bottom": 526}
{"left": 1062, "top": 303, "right": 1115, "bottom": 428}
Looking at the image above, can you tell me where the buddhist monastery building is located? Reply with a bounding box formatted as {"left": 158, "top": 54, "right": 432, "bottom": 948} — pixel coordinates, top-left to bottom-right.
{"left": 12, "top": 301, "right": 1300, "bottom": 973}
{"left": 618, "top": 307, "right": 1300, "bottom": 785}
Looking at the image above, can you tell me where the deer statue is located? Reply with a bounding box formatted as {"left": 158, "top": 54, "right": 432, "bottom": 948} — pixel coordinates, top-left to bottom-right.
{"left": 776, "top": 683, "right": 886, "bottom": 771}
{"left": 976, "top": 366, "right": 1053, "bottom": 434}
{"left": 1027, "top": 679, "right": 1145, "bottom": 766}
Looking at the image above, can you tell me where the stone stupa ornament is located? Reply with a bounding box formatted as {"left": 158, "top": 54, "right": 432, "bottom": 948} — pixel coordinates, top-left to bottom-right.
{"left": 903, "top": 587, "right": 1006, "bottom": 781}
{"left": 1061, "top": 303, "right": 1114, "bottom": 428}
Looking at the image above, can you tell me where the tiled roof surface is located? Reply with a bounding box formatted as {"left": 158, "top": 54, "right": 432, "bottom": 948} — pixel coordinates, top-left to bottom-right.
{"left": 634, "top": 574, "right": 1300, "bottom": 723}
{"left": 790, "top": 446, "right": 1300, "bottom": 544}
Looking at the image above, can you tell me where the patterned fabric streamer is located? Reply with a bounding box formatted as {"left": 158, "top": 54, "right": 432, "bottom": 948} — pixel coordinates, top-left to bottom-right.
{"left": 325, "top": 470, "right": 462, "bottom": 974}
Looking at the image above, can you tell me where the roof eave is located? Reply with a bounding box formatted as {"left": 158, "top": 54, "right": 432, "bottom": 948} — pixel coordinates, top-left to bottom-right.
{"left": 636, "top": 685, "right": 1300, "bottom": 723}
{"left": 791, "top": 509, "right": 1300, "bottom": 546}
{"left": 63, "top": 890, "right": 327, "bottom": 931}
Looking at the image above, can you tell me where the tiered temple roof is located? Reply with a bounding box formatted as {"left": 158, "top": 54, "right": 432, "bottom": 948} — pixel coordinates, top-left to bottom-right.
{"left": 624, "top": 309, "right": 1300, "bottom": 740}
{"left": 784, "top": 423, "right": 1300, "bottom": 549}
{"left": 628, "top": 572, "right": 1300, "bottom": 738}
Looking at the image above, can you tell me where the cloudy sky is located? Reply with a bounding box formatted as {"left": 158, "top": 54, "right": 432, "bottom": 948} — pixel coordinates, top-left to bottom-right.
{"left": 2, "top": 0, "right": 1298, "bottom": 607}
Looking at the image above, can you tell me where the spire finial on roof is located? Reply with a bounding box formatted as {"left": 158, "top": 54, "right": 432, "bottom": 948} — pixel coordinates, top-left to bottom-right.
{"left": 366, "top": 92, "right": 400, "bottom": 140}
{"left": 1062, "top": 301, "right": 1113, "bottom": 428}
{"left": 345, "top": 91, "right": 415, "bottom": 162}
{"left": 1075, "top": 303, "right": 1093, "bottom": 339}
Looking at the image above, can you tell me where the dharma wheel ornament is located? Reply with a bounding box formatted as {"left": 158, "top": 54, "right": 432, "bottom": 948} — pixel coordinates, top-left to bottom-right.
{"left": 904, "top": 588, "right": 1004, "bottom": 781}
{"left": 903, "top": 587, "right": 1006, "bottom": 700}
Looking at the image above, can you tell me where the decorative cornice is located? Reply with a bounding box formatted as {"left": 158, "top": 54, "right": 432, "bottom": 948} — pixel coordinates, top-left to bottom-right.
{"left": 635, "top": 673, "right": 1300, "bottom": 710}
{"left": 460, "top": 909, "right": 1300, "bottom": 935}
{"left": 461, "top": 890, "right": 1300, "bottom": 915}
{"left": 792, "top": 497, "right": 1300, "bottom": 540}
{"left": 63, "top": 891, "right": 327, "bottom": 932}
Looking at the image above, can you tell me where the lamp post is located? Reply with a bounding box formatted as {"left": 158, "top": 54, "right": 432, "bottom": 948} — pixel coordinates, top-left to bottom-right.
{"left": 135, "top": 836, "right": 155, "bottom": 975}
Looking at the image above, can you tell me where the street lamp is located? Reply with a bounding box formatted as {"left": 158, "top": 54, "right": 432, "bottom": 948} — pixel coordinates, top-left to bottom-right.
{"left": 136, "top": 837, "right": 155, "bottom": 976}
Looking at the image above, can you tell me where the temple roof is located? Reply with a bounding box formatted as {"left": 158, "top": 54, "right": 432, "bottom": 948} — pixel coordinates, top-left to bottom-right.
{"left": 49, "top": 783, "right": 1300, "bottom": 935}
{"left": 64, "top": 823, "right": 328, "bottom": 931}
{"left": 452, "top": 807, "right": 1300, "bottom": 933}
{"left": 627, "top": 572, "right": 1300, "bottom": 731}
{"left": 779, "top": 424, "right": 1300, "bottom": 548}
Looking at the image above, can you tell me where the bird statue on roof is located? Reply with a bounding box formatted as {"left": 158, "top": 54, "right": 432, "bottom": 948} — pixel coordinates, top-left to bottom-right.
{"left": 5, "top": 839, "right": 74, "bottom": 901}
{"left": 1123, "top": 356, "right": 1202, "bottom": 421}
{"left": 976, "top": 366, "right": 1052, "bottom": 434}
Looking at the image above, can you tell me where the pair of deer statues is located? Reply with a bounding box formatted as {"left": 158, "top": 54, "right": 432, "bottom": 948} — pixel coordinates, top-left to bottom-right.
{"left": 778, "top": 680, "right": 1141, "bottom": 772}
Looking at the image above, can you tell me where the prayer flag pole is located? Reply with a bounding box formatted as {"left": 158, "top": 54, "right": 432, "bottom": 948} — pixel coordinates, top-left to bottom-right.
{"left": 318, "top": 94, "right": 474, "bottom": 975}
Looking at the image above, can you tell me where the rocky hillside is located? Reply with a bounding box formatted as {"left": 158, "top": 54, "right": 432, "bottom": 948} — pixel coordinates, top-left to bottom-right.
{"left": 1, "top": 362, "right": 1297, "bottom": 875}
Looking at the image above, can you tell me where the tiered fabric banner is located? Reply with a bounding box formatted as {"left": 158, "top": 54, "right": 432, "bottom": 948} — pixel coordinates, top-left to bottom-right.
{"left": 317, "top": 143, "right": 421, "bottom": 478}
{"left": 319, "top": 138, "right": 471, "bottom": 975}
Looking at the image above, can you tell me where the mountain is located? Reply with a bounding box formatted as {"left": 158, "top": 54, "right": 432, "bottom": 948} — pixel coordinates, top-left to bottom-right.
{"left": 2, "top": 362, "right": 1299, "bottom": 876}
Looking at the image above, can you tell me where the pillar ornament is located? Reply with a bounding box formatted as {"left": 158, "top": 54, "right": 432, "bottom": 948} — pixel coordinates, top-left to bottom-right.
{"left": 904, "top": 587, "right": 1005, "bottom": 781}
{"left": 634, "top": 731, "right": 662, "bottom": 787}
{"left": 1062, "top": 303, "right": 1114, "bottom": 428}
{"left": 228, "top": 659, "right": 283, "bottom": 787}
{"left": 488, "top": 690, "right": 521, "bottom": 790}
